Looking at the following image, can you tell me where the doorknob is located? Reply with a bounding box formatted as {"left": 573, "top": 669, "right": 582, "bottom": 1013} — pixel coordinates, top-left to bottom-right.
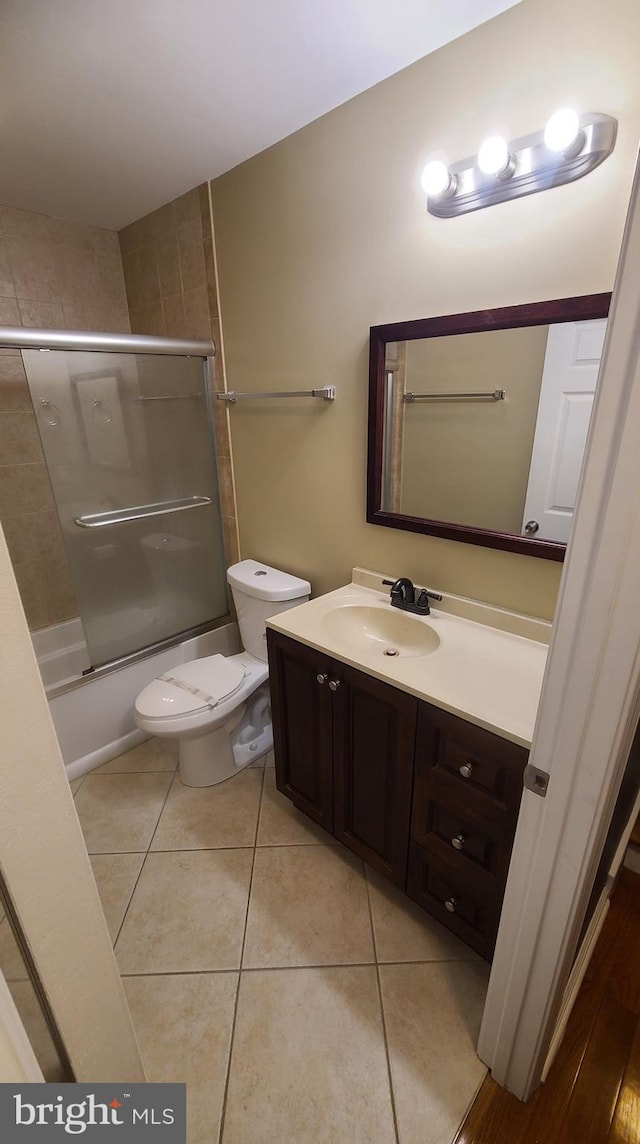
{"left": 524, "top": 520, "right": 540, "bottom": 535}
{"left": 328, "top": 679, "right": 341, "bottom": 692}
{"left": 451, "top": 834, "right": 466, "bottom": 851}
{"left": 316, "top": 673, "right": 329, "bottom": 685}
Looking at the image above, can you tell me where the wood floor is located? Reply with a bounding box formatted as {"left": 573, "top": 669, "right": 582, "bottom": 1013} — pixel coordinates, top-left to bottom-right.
{"left": 456, "top": 866, "right": 640, "bottom": 1144}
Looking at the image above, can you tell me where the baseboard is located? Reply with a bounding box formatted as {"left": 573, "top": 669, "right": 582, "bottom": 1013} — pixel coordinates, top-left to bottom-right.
{"left": 65, "top": 729, "right": 149, "bottom": 781}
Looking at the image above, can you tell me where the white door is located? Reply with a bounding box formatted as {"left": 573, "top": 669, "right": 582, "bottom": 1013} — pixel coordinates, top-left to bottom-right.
{"left": 522, "top": 319, "right": 607, "bottom": 542}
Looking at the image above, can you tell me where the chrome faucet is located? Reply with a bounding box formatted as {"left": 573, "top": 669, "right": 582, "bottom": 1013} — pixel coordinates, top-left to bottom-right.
{"left": 382, "top": 577, "right": 443, "bottom": 616}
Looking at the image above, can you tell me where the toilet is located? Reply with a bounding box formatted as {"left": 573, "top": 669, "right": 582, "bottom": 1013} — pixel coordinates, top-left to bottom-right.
{"left": 134, "top": 560, "right": 310, "bottom": 786}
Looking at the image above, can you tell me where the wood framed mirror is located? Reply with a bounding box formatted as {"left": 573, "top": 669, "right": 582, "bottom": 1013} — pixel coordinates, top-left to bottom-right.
{"left": 367, "top": 294, "right": 611, "bottom": 561}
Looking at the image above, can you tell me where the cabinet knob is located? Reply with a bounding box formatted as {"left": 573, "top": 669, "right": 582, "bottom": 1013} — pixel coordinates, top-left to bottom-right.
{"left": 328, "top": 679, "right": 341, "bottom": 692}
{"left": 459, "top": 762, "right": 474, "bottom": 780}
{"left": 316, "top": 673, "right": 329, "bottom": 685}
{"left": 451, "top": 834, "right": 466, "bottom": 851}
{"left": 444, "top": 897, "right": 458, "bottom": 914}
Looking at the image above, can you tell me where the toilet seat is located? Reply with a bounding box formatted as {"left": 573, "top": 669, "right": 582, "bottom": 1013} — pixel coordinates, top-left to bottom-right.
{"left": 135, "top": 654, "right": 245, "bottom": 721}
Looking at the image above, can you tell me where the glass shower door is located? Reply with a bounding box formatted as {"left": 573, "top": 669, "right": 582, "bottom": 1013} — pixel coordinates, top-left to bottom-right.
{"left": 22, "top": 349, "right": 227, "bottom": 668}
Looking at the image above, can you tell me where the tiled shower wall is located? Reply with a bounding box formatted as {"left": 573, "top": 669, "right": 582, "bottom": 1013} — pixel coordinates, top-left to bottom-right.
{"left": 119, "top": 184, "right": 239, "bottom": 568}
{"left": 0, "top": 205, "right": 130, "bottom": 630}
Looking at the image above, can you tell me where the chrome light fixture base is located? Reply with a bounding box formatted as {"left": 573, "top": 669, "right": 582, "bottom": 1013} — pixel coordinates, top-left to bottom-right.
{"left": 427, "top": 113, "right": 617, "bottom": 219}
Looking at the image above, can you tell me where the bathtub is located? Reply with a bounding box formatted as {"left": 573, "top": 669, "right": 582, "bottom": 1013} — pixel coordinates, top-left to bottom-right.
{"left": 31, "top": 618, "right": 239, "bottom": 780}
{"left": 31, "top": 617, "right": 91, "bottom": 691}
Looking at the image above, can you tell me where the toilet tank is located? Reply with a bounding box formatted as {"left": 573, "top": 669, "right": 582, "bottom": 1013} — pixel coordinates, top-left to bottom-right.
{"left": 227, "top": 560, "right": 311, "bottom": 662}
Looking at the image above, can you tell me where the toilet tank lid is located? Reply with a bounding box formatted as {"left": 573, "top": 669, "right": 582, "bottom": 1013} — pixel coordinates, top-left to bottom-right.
{"left": 227, "top": 559, "right": 311, "bottom": 602}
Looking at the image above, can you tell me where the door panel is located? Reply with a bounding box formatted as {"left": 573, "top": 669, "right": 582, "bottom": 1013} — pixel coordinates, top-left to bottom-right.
{"left": 22, "top": 349, "right": 227, "bottom": 666}
{"left": 267, "top": 631, "right": 334, "bottom": 830}
{"left": 333, "top": 662, "right": 417, "bottom": 885}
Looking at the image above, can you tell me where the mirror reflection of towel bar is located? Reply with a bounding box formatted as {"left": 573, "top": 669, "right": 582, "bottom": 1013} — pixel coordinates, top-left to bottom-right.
{"left": 404, "top": 389, "right": 506, "bottom": 402}
{"left": 74, "top": 495, "right": 212, "bottom": 528}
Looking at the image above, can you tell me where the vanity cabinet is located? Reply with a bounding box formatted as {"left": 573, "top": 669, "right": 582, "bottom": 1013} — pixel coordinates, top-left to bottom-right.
{"left": 407, "top": 704, "right": 528, "bottom": 959}
{"left": 267, "top": 630, "right": 416, "bottom": 885}
{"left": 267, "top": 628, "right": 528, "bottom": 958}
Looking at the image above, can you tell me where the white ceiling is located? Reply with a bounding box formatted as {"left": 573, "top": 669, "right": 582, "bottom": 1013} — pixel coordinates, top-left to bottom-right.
{"left": 0, "top": 0, "right": 521, "bottom": 231}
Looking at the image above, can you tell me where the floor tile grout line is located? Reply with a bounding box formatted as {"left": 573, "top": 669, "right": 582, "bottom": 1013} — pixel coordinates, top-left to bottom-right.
{"left": 365, "top": 866, "right": 401, "bottom": 1144}
{"left": 111, "top": 767, "right": 176, "bottom": 950}
{"left": 110, "top": 853, "right": 148, "bottom": 951}
{"left": 155, "top": 840, "right": 339, "bottom": 852}
{"left": 218, "top": 764, "right": 266, "bottom": 1144}
{"left": 90, "top": 837, "right": 343, "bottom": 855}
{"left": 88, "top": 841, "right": 340, "bottom": 856}
{"left": 116, "top": 954, "right": 478, "bottom": 978}
{"left": 86, "top": 767, "right": 179, "bottom": 778}
{"left": 146, "top": 769, "right": 180, "bottom": 850}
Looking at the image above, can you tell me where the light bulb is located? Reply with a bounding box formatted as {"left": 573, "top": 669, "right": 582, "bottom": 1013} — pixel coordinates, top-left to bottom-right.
{"left": 544, "top": 108, "right": 583, "bottom": 155}
{"left": 477, "top": 136, "right": 512, "bottom": 177}
{"left": 421, "top": 160, "right": 454, "bottom": 198}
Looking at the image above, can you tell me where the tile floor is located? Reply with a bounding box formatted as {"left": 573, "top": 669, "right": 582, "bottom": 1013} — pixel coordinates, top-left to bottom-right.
{"left": 72, "top": 739, "right": 489, "bottom": 1144}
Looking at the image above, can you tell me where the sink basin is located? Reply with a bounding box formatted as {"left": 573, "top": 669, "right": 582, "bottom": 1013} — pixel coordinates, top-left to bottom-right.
{"left": 321, "top": 605, "right": 440, "bottom": 659}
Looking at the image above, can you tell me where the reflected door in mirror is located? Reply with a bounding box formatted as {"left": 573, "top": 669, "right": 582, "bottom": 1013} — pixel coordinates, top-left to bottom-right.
{"left": 522, "top": 319, "right": 606, "bottom": 542}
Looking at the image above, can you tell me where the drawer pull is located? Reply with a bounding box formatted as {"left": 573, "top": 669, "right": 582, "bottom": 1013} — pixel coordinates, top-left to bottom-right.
{"left": 316, "top": 673, "right": 329, "bottom": 685}
{"left": 328, "top": 679, "right": 341, "bottom": 692}
{"left": 444, "top": 897, "right": 458, "bottom": 913}
{"left": 451, "top": 834, "right": 466, "bottom": 851}
{"left": 459, "top": 762, "right": 474, "bottom": 779}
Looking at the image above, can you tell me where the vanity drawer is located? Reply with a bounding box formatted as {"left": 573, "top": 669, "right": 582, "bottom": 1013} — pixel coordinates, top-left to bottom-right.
{"left": 413, "top": 800, "right": 504, "bottom": 882}
{"left": 415, "top": 701, "right": 528, "bottom": 820}
{"left": 406, "top": 843, "right": 498, "bottom": 959}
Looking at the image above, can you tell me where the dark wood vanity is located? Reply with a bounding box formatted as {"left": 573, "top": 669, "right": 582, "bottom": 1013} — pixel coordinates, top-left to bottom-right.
{"left": 268, "top": 628, "right": 528, "bottom": 959}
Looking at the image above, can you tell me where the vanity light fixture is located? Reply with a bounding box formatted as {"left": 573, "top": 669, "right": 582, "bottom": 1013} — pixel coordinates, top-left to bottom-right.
{"left": 477, "top": 135, "right": 514, "bottom": 179}
{"left": 543, "top": 108, "right": 584, "bottom": 158}
{"left": 423, "top": 110, "right": 617, "bottom": 218}
{"left": 420, "top": 159, "right": 457, "bottom": 199}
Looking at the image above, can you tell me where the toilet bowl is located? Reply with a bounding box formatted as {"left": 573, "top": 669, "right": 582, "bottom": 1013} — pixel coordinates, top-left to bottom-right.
{"left": 134, "top": 560, "right": 310, "bottom": 786}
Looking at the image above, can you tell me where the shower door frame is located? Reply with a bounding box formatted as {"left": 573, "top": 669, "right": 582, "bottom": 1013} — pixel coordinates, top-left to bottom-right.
{"left": 0, "top": 325, "right": 229, "bottom": 680}
{"left": 0, "top": 326, "right": 215, "bottom": 356}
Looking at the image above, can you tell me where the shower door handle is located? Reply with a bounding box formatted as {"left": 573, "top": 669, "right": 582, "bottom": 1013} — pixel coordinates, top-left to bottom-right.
{"left": 74, "top": 495, "right": 213, "bottom": 528}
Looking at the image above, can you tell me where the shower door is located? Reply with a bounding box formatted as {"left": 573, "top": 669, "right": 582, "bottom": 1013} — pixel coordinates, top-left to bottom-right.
{"left": 22, "top": 348, "right": 227, "bottom": 668}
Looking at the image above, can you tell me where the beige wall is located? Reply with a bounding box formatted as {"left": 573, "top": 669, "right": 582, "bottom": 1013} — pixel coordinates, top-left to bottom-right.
{"left": 0, "top": 205, "right": 129, "bottom": 630}
{"left": 120, "top": 187, "right": 239, "bottom": 567}
{"left": 401, "top": 326, "right": 548, "bottom": 532}
{"left": 211, "top": 0, "right": 640, "bottom": 621}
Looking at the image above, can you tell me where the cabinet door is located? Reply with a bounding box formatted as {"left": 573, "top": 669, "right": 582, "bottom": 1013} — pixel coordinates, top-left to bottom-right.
{"left": 332, "top": 662, "right": 417, "bottom": 886}
{"left": 267, "top": 630, "right": 334, "bottom": 831}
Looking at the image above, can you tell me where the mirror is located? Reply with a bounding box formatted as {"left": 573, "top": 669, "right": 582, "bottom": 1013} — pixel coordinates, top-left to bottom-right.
{"left": 367, "top": 294, "right": 611, "bottom": 560}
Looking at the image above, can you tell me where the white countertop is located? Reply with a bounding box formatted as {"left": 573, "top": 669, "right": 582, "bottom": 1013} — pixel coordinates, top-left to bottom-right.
{"left": 267, "top": 581, "right": 549, "bottom": 748}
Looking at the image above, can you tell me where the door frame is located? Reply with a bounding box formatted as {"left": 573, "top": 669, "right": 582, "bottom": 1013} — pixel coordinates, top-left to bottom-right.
{"left": 478, "top": 153, "right": 640, "bottom": 1099}
{"left": 0, "top": 969, "right": 44, "bottom": 1082}
{"left": 0, "top": 527, "right": 145, "bottom": 1082}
